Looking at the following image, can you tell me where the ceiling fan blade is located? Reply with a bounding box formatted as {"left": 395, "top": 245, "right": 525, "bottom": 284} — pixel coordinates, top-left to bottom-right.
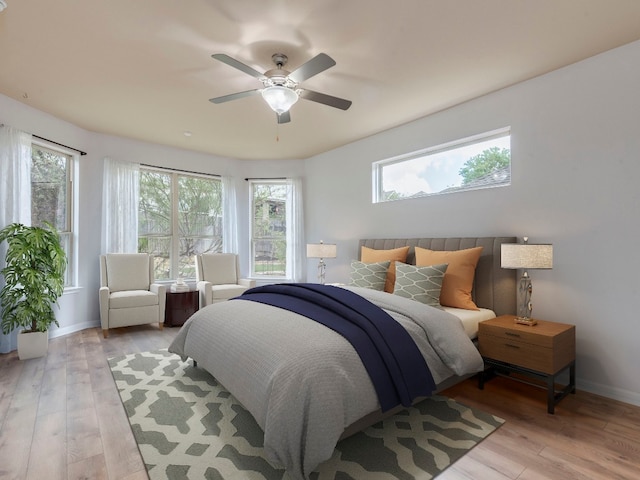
{"left": 209, "top": 89, "right": 261, "bottom": 104}
{"left": 277, "top": 111, "right": 291, "bottom": 124}
{"left": 211, "top": 53, "right": 266, "bottom": 80}
{"left": 288, "top": 53, "right": 336, "bottom": 83}
{"left": 299, "top": 89, "right": 352, "bottom": 110}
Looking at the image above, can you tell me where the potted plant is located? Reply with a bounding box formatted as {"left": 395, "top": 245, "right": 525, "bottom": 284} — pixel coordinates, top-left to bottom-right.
{"left": 0, "top": 222, "right": 67, "bottom": 360}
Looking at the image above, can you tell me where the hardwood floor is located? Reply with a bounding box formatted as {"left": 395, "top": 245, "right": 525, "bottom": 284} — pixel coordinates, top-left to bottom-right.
{"left": 1, "top": 325, "right": 639, "bottom": 479}
{"left": 0, "top": 325, "right": 179, "bottom": 480}
{"left": 440, "top": 376, "right": 640, "bottom": 480}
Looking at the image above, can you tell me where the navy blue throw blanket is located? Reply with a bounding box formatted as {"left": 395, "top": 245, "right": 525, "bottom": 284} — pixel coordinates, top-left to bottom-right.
{"left": 233, "top": 283, "right": 435, "bottom": 412}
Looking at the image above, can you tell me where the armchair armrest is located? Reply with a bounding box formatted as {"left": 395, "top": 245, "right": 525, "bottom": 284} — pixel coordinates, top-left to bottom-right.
{"left": 197, "top": 280, "right": 213, "bottom": 308}
{"left": 239, "top": 278, "right": 256, "bottom": 289}
{"left": 150, "top": 283, "right": 167, "bottom": 322}
{"left": 149, "top": 283, "right": 166, "bottom": 295}
{"left": 99, "top": 286, "right": 110, "bottom": 330}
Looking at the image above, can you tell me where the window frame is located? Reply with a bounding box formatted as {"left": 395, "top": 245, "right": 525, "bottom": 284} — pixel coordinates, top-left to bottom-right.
{"left": 30, "top": 140, "right": 76, "bottom": 287}
{"left": 138, "top": 166, "right": 223, "bottom": 281}
{"left": 249, "top": 179, "right": 288, "bottom": 279}
{"left": 372, "top": 127, "right": 511, "bottom": 203}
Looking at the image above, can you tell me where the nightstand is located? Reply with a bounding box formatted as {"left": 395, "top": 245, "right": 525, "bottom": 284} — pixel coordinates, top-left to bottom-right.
{"left": 165, "top": 290, "right": 199, "bottom": 327}
{"left": 478, "top": 314, "right": 576, "bottom": 414}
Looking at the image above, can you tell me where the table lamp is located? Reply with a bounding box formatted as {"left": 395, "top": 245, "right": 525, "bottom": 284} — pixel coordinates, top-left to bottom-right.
{"left": 501, "top": 237, "right": 553, "bottom": 325}
{"left": 306, "top": 241, "right": 337, "bottom": 284}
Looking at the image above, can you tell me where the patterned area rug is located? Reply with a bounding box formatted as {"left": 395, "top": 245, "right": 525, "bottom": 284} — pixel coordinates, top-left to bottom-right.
{"left": 108, "top": 350, "right": 503, "bottom": 480}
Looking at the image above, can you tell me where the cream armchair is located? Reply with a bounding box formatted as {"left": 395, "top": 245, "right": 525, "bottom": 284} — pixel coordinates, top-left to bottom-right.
{"left": 99, "top": 253, "right": 166, "bottom": 338}
{"left": 195, "top": 253, "right": 255, "bottom": 307}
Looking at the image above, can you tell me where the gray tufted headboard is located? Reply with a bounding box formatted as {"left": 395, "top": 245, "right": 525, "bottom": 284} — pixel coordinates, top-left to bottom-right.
{"left": 359, "top": 237, "right": 517, "bottom": 316}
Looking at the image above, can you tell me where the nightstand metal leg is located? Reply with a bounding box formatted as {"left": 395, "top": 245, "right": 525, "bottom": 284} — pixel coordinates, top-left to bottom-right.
{"left": 547, "top": 375, "right": 555, "bottom": 414}
{"left": 569, "top": 363, "right": 576, "bottom": 394}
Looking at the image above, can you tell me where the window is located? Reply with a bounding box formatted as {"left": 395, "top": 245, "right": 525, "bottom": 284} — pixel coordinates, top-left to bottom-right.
{"left": 138, "top": 168, "right": 222, "bottom": 280}
{"left": 31, "top": 144, "right": 74, "bottom": 286}
{"left": 250, "top": 181, "right": 287, "bottom": 277}
{"left": 373, "top": 128, "right": 511, "bottom": 202}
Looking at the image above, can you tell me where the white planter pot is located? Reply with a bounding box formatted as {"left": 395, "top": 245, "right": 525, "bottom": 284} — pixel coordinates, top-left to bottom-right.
{"left": 17, "top": 330, "right": 49, "bottom": 360}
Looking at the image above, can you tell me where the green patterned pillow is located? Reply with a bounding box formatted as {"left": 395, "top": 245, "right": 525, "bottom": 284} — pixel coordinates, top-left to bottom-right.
{"left": 393, "top": 263, "right": 448, "bottom": 306}
{"left": 349, "top": 260, "right": 390, "bottom": 290}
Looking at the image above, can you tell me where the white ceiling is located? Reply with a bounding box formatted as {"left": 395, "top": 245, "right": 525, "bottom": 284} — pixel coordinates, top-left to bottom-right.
{"left": 1, "top": 1, "right": 640, "bottom": 160}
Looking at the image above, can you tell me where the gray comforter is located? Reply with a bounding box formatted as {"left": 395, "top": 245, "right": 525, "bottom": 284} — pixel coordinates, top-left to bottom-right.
{"left": 168, "top": 285, "right": 484, "bottom": 479}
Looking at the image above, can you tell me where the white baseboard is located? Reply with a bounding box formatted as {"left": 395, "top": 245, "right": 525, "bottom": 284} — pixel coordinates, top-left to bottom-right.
{"left": 50, "top": 320, "right": 100, "bottom": 339}
{"left": 578, "top": 379, "right": 640, "bottom": 407}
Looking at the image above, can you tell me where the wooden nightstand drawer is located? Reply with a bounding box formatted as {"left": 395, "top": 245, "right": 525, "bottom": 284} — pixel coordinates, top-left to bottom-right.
{"left": 479, "top": 335, "right": 553, "bottom": 373}
{"left": 480, "top": 323, "right": 553, "bottom": 348}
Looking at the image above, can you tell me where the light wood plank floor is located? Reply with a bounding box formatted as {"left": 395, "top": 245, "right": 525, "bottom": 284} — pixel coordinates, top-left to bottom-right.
{"left": 1, "top": 325, "right": 639, "bottom": 479}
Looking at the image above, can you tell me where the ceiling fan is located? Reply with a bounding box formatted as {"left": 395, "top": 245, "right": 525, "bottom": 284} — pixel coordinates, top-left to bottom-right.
{"left": 209, "top": 52, "right": 352, "bottom": 124}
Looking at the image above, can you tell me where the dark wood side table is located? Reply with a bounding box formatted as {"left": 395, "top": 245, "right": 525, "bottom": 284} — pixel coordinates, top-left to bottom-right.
{"left": 165, "top": 290, "right": 199, "bottom": 327}
{"left": 477, "top": 314, "right": 576, "bottom": 414}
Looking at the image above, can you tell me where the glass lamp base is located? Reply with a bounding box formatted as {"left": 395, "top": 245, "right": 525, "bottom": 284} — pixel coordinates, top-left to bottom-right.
{"left": 514, "top": 317, "right": 537, "bottom": 326}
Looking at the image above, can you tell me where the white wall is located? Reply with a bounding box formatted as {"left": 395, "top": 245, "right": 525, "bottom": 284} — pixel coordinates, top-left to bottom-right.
{"left": 304, "top": 40, "right": 640, "bottom": 406}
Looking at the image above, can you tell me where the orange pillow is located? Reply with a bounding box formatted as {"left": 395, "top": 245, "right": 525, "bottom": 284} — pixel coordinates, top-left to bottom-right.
{"left": 415, "top": 246, "right": 483, "bottom": 310}
{"left": 361, "top": 246, "right": 410, "bottom": 293}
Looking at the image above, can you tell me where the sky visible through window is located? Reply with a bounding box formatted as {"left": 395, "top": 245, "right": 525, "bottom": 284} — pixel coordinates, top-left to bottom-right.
{"left": 382, "top": 135, "right": 511, "bottom": 196}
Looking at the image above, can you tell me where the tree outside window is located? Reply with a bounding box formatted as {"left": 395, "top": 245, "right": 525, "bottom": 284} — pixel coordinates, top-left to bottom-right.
{"left": 138, "top": 168, "right": 222, "bottom": 280}
{"left": 250, "top": 182, "right": 287, "bottom": 277}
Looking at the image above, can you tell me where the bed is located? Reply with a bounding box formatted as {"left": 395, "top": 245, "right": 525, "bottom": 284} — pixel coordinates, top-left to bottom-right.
{"left": 168, "top": 236, "right": 516, "bottom": 479}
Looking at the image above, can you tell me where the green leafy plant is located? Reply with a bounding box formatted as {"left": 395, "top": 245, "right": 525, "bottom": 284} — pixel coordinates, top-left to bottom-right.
{"left": 0, "top": 222, "right": 67, "bottom": 334}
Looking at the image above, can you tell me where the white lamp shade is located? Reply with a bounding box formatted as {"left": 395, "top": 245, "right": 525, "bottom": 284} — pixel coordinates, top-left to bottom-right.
{"left": 306, "top": 243, "right": 337, "bottom": 259}
{"left": 261, "top": 86, "right": 299, "bottom": 114}
{"left": 501, "top": 243, "right": 553, "bottom": 269}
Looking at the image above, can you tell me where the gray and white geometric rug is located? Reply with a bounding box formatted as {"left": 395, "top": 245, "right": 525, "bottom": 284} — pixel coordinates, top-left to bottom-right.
{"left": 108, "top": 350, "right": 504, "bottom": 480}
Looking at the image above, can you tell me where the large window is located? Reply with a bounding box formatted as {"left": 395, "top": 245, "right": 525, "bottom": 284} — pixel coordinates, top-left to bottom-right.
{"left": 31, "top": 144, "right": 74, "bottom": 286}
{"left": 250, "top": 181, "right": 287, "bottom": 277}
{"left": 373, "top": 128, "right": 511, "bottom": 202}
{"left": 138, "top": 168, "right": 222, "bottom": 280}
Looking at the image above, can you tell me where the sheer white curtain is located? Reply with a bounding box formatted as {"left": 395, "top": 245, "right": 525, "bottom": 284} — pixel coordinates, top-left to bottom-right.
{"left": 285, "top": 177, "right": 304, "bottom": 282}
{"left": 101, "top": 157, "right": 140, "bottom": 254}
{"left": 222, "top": 175, "right": 238, "bottom": 254}
{"left": 0, "top": 126, "right": 32, "bottom": 353}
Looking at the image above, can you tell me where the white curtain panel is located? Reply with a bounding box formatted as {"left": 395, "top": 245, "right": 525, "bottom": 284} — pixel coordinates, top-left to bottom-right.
{"left": 285, "top": 177, "right": 304, "bottom": 282}
{"left": 101, "top": 157, "right": 139, "bottom": 254}
{"left": 222, "top": 175, "right": 238, "bottom": 254}
{"left": 0, "top": 125, "right": 32, "bottom": 353}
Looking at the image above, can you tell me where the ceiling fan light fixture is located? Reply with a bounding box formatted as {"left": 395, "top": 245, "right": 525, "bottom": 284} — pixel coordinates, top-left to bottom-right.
{"left": 261, "top": 86, "right": 299, "bottom": 114}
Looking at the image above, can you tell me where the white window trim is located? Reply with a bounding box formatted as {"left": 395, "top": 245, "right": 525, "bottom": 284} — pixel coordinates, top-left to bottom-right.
{"left": 372, "top": 127, "right": 511, "bottom": 203}
{"left": 32, "top": 139, "right": 78, "bottom": 287}
{"left": 249, "top": 179, "right": 289, "bottom": 280}
{"left": 139, "top": 165, "right": 222, "bottom": 280}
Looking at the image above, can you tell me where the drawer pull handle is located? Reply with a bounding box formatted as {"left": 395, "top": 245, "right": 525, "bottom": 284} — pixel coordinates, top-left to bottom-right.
{"left": 505, "top": 332, "right": 521, "bottom": 337}
{"left": 505, "top": 344, "right": 520, "bottom": 349}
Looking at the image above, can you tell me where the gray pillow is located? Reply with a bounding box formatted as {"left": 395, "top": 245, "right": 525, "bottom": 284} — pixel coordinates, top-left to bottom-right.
{"left": 349, "top": 260, "right": 390, "bottom": 291}
{"left": 393, "top": 263, "right": 448, "bottom": 306}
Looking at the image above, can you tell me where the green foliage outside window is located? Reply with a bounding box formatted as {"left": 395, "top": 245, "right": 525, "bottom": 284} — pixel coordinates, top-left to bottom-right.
{"left": 138, "top": 169, "right": 222, "bottom": 279}
{"left": 251, "top": 183, "right": 287, "bottom": 276}
{"left": 458, "top": 147, "right": 511, "bottom": 185}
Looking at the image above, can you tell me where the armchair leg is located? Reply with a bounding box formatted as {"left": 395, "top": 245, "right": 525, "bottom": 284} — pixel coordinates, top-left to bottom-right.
{"left": 158, "top": 322, "right": 164, "bottom": 331}
{"left": 102, "top": 329, "right": 109, "bottom": 339}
